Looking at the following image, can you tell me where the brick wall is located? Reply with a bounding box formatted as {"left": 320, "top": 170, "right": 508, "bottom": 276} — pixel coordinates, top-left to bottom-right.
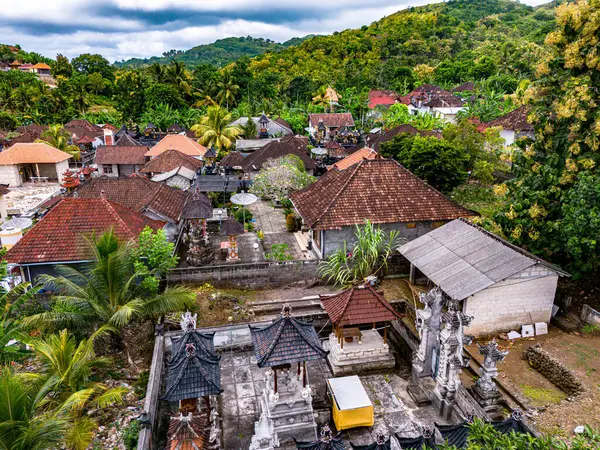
{"left": 464, "top": 266, "right": 559, "bottom": 336}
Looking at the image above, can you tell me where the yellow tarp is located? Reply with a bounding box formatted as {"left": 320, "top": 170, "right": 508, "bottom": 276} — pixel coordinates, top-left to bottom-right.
{"left": 332, "top": 398, "right": 374, "bottom": 430}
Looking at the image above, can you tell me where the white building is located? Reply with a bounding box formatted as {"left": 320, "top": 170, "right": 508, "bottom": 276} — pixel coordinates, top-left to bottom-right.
{"left": 399, "top": 219, "right": 569, "bottom": 336}
{"left": 0, "top": 143, "right": 71, "bottom": 187}
{"left": 483, "top": 106, "right": 534, "bottom": 148}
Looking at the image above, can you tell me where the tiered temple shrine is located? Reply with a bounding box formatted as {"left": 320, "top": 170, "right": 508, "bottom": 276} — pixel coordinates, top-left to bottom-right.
{"left": 220, "top": 217, "right": 244, "bottom": 261}
{"left": 320, "top": 284, "right": 401, "bottom": 375}
{"left": 182, "top": 189, "right": 214, "bottom": 266}
{"left": 249, "top": 305, "right": 328, "bottom": 448}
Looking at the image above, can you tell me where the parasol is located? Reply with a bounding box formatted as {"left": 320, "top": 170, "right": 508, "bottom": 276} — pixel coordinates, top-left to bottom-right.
{"left": 1, "top": 217, "right": 33, "bottom": 230}
{"left": 230, "top": 191, "right": 257, "bottom": 226}
{"left": 311, "top": 147, "right": 327, "bottom": 156}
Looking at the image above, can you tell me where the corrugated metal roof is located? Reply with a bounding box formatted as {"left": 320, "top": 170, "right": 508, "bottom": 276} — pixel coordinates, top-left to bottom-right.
{"left": 399, "top": 219, "right": 568, "bottom": 300}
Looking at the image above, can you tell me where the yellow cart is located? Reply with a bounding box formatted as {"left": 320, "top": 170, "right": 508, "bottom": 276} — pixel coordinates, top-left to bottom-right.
{"left": 327, "top": 375, "right": 374, "bottom": 430}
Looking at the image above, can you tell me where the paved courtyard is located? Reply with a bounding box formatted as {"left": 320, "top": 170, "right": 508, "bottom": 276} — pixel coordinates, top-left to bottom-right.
{"left": 217, "top": 347, "right": 445, "bottom": 449}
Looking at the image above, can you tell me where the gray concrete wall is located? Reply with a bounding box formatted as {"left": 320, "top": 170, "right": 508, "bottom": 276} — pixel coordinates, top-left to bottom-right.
{"left": 580, "top": 304, "right": 600, "bottom": 326}
{"left": 321, "top": 221, "right": 437, "bottom": 257}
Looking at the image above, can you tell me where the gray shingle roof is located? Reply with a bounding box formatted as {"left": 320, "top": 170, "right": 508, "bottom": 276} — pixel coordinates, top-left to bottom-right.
{"left": 399, "top": 219, "right": 568, "bottom": 300}
{"left": 249, "top": 311, "right": 328, "bottom": 367}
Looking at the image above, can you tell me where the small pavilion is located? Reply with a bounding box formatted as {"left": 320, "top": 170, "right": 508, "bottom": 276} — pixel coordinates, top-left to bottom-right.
{"left": 60, "top": 169, "right": 80, "bottom": 192}
{"left": 248, "top": 305, "right": 328, "bottom": 446}
{"left": 162, "top": 312, "right": 223, "bottom": 417}
{"left": 220, "top": 217, "right": 244, "bottom": 261}
{"left": 320, "top": 284, "right": 402, "bottom": 375}
{"left": 165, "top": 413, "right": 209, "bottom": 450}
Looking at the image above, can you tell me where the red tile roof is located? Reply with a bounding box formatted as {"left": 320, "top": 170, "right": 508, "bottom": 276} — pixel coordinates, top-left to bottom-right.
{"left": 368, "top": 90, "right": 400, "bottom": 109}
{"left": 218, "top": 151, "right": 245, "bottom": 168}
{"left": 290, "top": 159, "right": 472, "bottom": 230}
{"left": 74, "top": 177, "right": 189, "bottom": 223}
{"left": 309, "top": 113, "right": 354, "bottom": 128}
{"left": 329, "top": 147, "right": 379, "bottom": 171}
{"left": 5, "top": 198, "right": 164, "bottom": 264}
{"left": 147, "top": 134, "right": 207, "bottom": 158}
{"left": 241, "top": 135, "right": 315, "bottom": 171}
{"left": 140, "top": 149, "right": 203, "bottom": 174}
{"left": 365, "top": 124, "right": 441, "bottom": 151}
{"left": 484, "top": 106, "right": 533, "bottom": 132}
{"left": 95, "top": 145, "right": 149, "bottom": 165}
{"left": 320, "top": 284, "right": 402, "bottom": 326}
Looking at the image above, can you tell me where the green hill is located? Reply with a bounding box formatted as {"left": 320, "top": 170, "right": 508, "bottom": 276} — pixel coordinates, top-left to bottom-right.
{"left": 233, "top": 0, "right": 556, "bottom": 92}
{"left": 114, "top": 36, "right": 311, "bottom": 68}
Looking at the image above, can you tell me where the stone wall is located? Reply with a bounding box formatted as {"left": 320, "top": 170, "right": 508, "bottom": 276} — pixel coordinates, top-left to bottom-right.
{"left": 167, "top": 260, "right": 319, "bottom": 288}
{"left": 580, "top": 304, "right": 600, "bottom": 326}
{"left": 524, "top": 344, "right": 584, "bottom": 396}
{"left": 464, "top": 266, "right": 558, "bottom": 336}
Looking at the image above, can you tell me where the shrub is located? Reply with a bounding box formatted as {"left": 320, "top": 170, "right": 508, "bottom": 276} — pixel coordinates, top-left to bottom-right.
{"left": 234, "top": 207, "right": 253, "bottom": 224}
{"left": 265, "top": 243, "right": 294, "bottom": 262}
{"left": 286, "top": 213, "right": 301, "bottom": 232}
{"left": 123, "top": 420, "right": 140, "bottom": 450}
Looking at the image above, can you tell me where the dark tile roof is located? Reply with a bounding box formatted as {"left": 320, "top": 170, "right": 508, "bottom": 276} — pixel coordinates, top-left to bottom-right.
{"left": 426, "top": 95, "right": 465, "bottom": 108}
{"left": 437, "top": 416, "right": 533, "bottom": 448}
{"left": 204, "top": 147, "right": 217, "bottom": 159}
{"left": 165, "top": 414, "right": 209, "bottom": 450}
{"left": 249, "top": 308, "right": 328, "bottom": 367}
{"left": 275, "top": 117, "right": 292, "bottom": 130}
{"left": 393, "top": 434, "right": 435, "bottom": 450}
{"left": 64, "top": 119, "right": 102, "bottom": 133}
{"left": 167, "top": 123, "right": 184, "bottom": 133}
{"left": 218, "top": 151, "right": 246, "bottom": 167}
{"left": 290, "top": 159, "right": 472, "bottom": 230}
{"left": 95, "top": 145, "right": 148, "bottom": 165}
{"left": 320, "top": 284, "right": 401, "bottom": 326}
{"left": 162, "top": 340, "right": 223, "bottom": 401}
{"left": 115, "top": 125, "right": 135, "bottom": 139}
{"left": 114, "top": 134, "right": 142, "bottom": 147}
{"left": 74, "top": 177, "right": 189, "bottom": 223}
{"left": 16, "top": 124, "right": 48, "bottom": 139}
{"left": 0, "top": 185, "right": 9, "bottom": 196}
{"left": 350, "top": 436, "right": 390, "bottom": 449}
{"left": 365, "top": 125, "right": 441, "bottom": 151}
{"left": 220, "top": 218, "right": 244, "bottom": 236}
{"left": 140, "top": 149, "right": 203, "bottom": 174}
{"left": 181, "top": 190, "right": 213, "bottom": 220}
{"left": 485, "top": 106, "right": 533, "bottom": 132}
{"left": 171, "top": 330, "right": 219, "bottom": 362}
{"left": 453, "top": 82, "right": 475, "bottom": 92}
{"left": 295, "top": 438, "right": 345, "bottom": 450}
{"left": 309, "top": 113, "right": 355, "bottom": 128}
{"left": 241, "top": 135, "right": 315, "bottom": 171}
{"left": 5, "top": 198, "right": 164, "bottom": 264}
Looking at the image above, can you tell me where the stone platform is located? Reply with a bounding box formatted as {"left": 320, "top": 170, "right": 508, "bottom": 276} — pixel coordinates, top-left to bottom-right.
{"left": 325, "top": 330, "right": 396, "bottom": 376}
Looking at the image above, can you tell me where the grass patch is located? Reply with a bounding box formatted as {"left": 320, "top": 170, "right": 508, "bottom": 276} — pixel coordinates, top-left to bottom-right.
{"left": 194, "top": 283, "right": 257, "bottom": 326}
{"left": 582, "top": 324, "right": 600, "bottom": 335}
{"left": 521, "top": 384, "right": 567, "bottom": 406}
{"left": 450, "top": 184, "right": 504, "bottom": 220}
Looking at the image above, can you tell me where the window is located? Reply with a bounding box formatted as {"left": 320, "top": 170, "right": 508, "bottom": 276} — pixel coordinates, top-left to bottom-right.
{"left": 103, "top": 165, "right": 113, "bottom": 174}
{"left": 406, "top": 223, "right": 417, "bottom": 229}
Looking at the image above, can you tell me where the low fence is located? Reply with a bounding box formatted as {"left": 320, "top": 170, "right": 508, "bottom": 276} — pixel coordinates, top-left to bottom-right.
{"left": 167, "top": 259, "right": 320, "bottom": 287}
{"left": 580, "top": 304, "right": 600, "bottom": 326}
{"left": 137, "top": 333, "right": 165, "bottom": 450}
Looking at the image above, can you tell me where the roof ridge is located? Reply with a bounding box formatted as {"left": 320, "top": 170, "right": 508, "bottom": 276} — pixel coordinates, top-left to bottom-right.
{"left": 101, "top": 198, "right": 137, "bottom": 239}
{"left": 257, "top": 318, "right": 287, "bottom": 366}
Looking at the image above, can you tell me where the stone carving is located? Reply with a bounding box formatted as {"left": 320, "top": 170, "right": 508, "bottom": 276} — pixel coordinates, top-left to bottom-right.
{"left": 180, "top": 311, "right": 197, "bottom": 331}
{"left": 412, "top": 287, "right": 444, "bottom": 381}
{"left": 249, "top": 412, "right": 279, "bottom": 450}
{"left": 474, "top": 339, "right": 508, "bottom": 397}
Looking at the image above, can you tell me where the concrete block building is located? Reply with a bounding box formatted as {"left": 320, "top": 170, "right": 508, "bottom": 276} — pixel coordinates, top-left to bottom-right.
{"left": 0, "top": 143, "right": 71, "bottom": 186}
{"left": 399, "top": 218, "right": 569, "bottom": 336}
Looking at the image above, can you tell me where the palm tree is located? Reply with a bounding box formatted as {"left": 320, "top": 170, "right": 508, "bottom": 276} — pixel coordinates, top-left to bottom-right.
{"left": 23, "top": 230, "right": 195, "bottom": 335}
{"left": 166, "top": 60, "right": 192, "bottom": 97}
{"left": 191, "top": 105, "right": 242, "bottom": 155}
{"left": 0, "top": 366, "right": 69, "bottom": 450}
{"left": 148, "top": 63, "right": 167, "bottom": 83}
{"left": 216, "top": 70, "right": 239, "bottom": 110}
{"left": 0, "top": 260, "right": 39, "bottom": 363}
{"left": 26, "top": 329, "right": 127, "bottom": 449}
{"left": 36, "top": 124, "right": 80, "bottom": 161}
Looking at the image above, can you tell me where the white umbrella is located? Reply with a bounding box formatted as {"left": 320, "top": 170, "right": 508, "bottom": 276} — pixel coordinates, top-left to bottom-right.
{"left": 1, "top": 217, "right": 33, "bottom": 230}
{"left": 311, "top": 147, "right": 327, "bottom": 156}
{"left": 230, "top": 191, "right": 257, "bottom": 225}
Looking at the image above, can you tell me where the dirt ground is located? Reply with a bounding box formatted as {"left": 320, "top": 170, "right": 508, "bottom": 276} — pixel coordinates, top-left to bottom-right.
{"left": 469, "top": 327, "right": 600, "bottom": 438}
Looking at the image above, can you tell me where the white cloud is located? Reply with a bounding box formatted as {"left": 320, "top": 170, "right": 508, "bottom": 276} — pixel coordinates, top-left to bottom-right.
{"left": 0, "top": 0, "right": 553, "bottom": 62}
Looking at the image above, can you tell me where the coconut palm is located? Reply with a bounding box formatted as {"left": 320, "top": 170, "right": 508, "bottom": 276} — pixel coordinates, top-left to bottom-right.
{"left": 0, "top": 366, "right": 70, "bottom": 450}
{"left": 25, "top": 329, "right": 127, "bottom": 449}
{"left": 216, "top": 70, "right": 239, "bottom": 110}
{"left": 36, "top": 124, "right": 80, "bottom": 161}
{"left": 148, "top": 63, "right": 167, "bottom": 83}
{"left": 166, "top": 60, "right": 192, "bottom": 97}
{"left": 0, "top": 260, "right": 39, "bottom": 363}
{"left": 23, "top": 229, "right": 195, "bottom": 335}
{"left": 191, "top": 105, "right": 242, "bottom": 155}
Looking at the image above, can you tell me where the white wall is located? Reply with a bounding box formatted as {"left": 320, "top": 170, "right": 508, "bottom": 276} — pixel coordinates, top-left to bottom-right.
{"left": 55, "top": 161, "right": 70, "bottom": 184}
{"left": 97, "top": 164, "right": 119, "bottom": 177}
{"left": 0, "top": 165, "right": 22, "bottom": 187}
{"left": 0, "top": 196, "right": 7, "bottom": 219}
{"left": 499, "top": 130, "right": 516, "bottom": 148}
{"left": 464, "top": 265, "right": 559, "bottom": 336}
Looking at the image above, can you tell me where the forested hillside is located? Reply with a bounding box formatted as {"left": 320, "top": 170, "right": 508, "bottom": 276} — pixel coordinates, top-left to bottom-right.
{"left": 114, "top": 36, "right": 310, "bottom": 68}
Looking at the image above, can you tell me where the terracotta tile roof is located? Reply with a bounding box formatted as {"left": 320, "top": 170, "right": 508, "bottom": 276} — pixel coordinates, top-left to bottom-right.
{"left": 166, "top": 414, "right": 209, "bottom": 450}
{"left": 74, "top": 177, "right": 189, "bottom": 223}
{"left": 275, "top": 117, "right": 292, "bottom": 130}
{"left": 95, "top": 145, "right": 148, "bottom": 165}
{"left": 325, "top": 140, "right": 345, "bottom": 158}
{"left": 290, "top": 159, "right": 472, "bottom": 230}
{"left": 114, "top": 134, "right": 141, "bottom": 147}
{"left": 218, "top": 151, "right": 245, "bottom": 168}
{"left": 249, "top": 311, "right": 328, "bottom": 367}
{"left": 75, "top": 135, "right": 95, "bottom": 144}
{"left": 241, "top": 135, "right": 315, "bottom": 171}
{"left": 5, "top": 198, "right": 164, "bottom": 264}
{"left": 320, "top": 284, "right": 402, "bottom": 326}
{"left": 329, "top": 147, "right": 379, "bottom": 171}
{"left": 32, "top": 63, "right": 51, "bottom": 70}
{"left": 147, "top": 134, "right": 207, "bottom": 158}
{"left": 309, "top": 113, "right": 355, "bottom": 128}
{"left": 140, "top": 149, "right": 203, "bottom": 174}
{"left": 368, "top": 89, "right": 400, "bottom": 108}
{"left": 16, "top": 124, "right": 47, "bottom": 139}
{"left": 0, "top": 142, "right": 72, "bottom": 165}
{"left": 485, "top": 106, "right": 533, "bottom": 132}
{"left": 64, "top": 119, "right": 102, "bottom": 133}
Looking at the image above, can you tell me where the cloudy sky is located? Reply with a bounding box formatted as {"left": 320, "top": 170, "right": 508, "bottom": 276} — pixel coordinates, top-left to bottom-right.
{"left": 2, "top": 0, "right": 550, "bottom": 63}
